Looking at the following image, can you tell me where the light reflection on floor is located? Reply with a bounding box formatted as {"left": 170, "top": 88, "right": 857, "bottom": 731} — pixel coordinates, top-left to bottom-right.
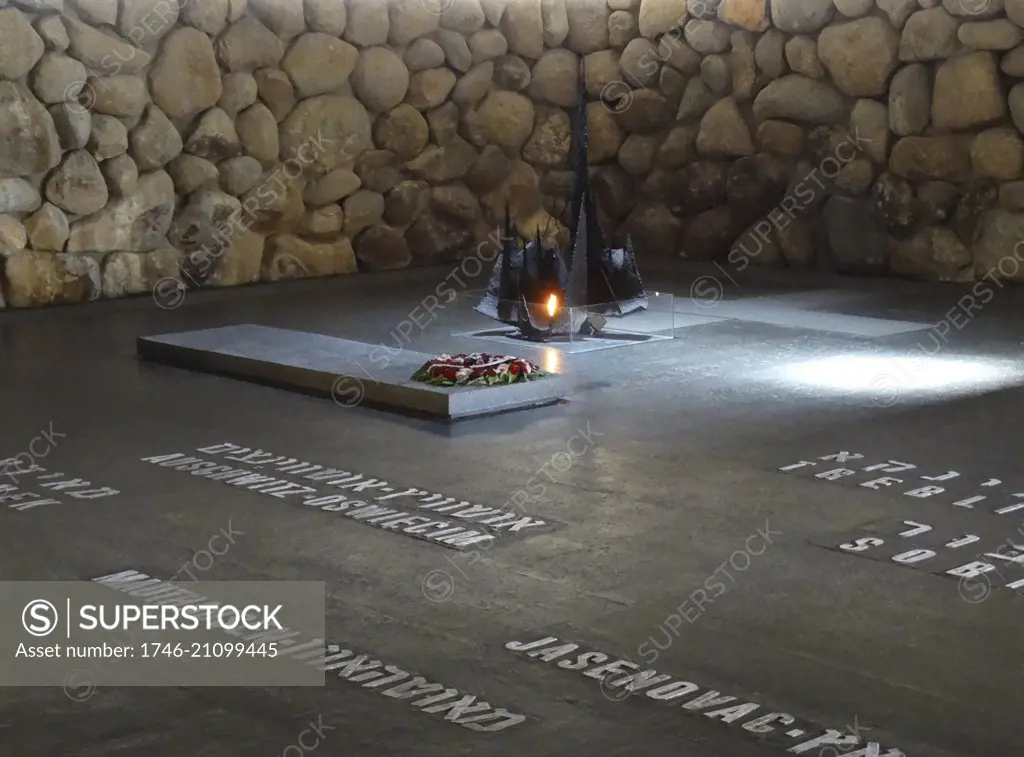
{"left": 773, "top": 354, "right": 1024, "bottom": 403}
{"left": 540, "top": 348, "right": 562, "bottom": 374}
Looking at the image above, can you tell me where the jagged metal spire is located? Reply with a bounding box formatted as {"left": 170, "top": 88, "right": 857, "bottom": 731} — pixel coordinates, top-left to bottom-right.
{"left": 567, "top": 59, "right": 589, "bottom": 260}
{"left": 473, "top": 56, "right": 648, "bottom": 338}
{"left": 565, "top": 59, "right": 590, "bottom": 309}
{"left": 497, "top": 201, "right": 515, "bottom": 320}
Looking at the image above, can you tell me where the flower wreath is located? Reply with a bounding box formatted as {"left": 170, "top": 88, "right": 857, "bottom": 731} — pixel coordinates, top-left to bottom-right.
{"left": 410, "top": 353, "right": 546, "bottom": 386}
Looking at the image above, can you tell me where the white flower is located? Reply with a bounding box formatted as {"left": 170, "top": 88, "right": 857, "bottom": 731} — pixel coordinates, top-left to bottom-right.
{"left": 496, "top": 363, "right": 509, "bottom": 374}
{"left": 455, "top": 368, "right": 472, "bottom": 381}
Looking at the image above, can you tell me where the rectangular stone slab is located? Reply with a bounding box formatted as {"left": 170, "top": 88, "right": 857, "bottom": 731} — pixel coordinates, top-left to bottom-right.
{"left": 136, "top": 324, "right": 568, "bottom": 421}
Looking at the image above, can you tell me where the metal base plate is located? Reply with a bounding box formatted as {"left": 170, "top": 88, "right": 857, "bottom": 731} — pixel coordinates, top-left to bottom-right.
{"left": 453, "top": 327, "right": 675, "bottom": 354}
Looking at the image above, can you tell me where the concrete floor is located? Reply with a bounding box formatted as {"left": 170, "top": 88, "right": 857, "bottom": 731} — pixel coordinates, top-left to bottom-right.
{"left": 1, "top": 259, "right": 1022, "bottom": 756}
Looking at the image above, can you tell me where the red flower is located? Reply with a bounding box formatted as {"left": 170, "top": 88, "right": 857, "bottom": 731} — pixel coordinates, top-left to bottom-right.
{"left": 412, "top": 352, "right": 543, "bottom": 386}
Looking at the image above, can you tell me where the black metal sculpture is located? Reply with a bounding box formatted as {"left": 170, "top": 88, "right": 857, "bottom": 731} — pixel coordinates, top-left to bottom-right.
{"left": 474, "top": 61, "right": 648, "bottom": 342}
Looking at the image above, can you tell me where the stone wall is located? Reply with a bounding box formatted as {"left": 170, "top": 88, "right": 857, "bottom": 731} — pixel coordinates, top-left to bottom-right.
{"left": 1, "top": 0, "right": 1023, "bottom": 309}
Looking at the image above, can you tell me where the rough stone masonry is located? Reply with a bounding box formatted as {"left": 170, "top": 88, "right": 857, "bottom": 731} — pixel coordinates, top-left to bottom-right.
{"left": 3, "top": 0, "right": 1024, "bottom": 308}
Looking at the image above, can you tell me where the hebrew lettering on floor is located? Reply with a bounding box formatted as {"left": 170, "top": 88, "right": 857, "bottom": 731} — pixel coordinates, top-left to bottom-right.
{"left": 0, "top": 457, "right": 119, "bottom": 512}
{"left": 778, "top": 451, "right": 1021, "bottom": 519}
{"left": 93, "top": 570, "right": 526, "bottom": 733}
{"left": 505, "top": 635, "right": 907, "bottom": 756}
{"left": 822, "top": 518, "right": 1024, "bottom": 595}
{"left": 140, "top": 442, "right": 558, "bottom": 551}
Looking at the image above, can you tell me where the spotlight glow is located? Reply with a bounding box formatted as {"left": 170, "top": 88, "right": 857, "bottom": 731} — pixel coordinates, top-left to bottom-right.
{"left": 774, "top": 354, "right": 1024, "bottom": 401}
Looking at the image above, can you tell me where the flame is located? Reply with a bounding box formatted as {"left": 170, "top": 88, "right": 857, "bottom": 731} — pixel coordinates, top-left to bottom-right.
{"left": 546, "top": 293, "right": 559, "bottom": 318}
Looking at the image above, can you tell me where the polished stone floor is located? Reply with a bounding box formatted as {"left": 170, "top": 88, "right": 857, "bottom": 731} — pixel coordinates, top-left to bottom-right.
{"left": 1, "top": 259, "right": 1021, "bottom": 757}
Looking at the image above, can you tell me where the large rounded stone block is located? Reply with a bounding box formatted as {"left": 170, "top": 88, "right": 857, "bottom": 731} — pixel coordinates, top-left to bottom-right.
{"left": 931, "top": 52, "right": 1005, "bottom": 131}
{"left": 30, "top": 53, "right": 87, "bottom": 105}
{"left": 445, "top": 0, "right": 488, "bottom": 35}
{"left": 523, "top": 107, "right": 572, "bottom": 167}
{"left": 719, "top": 0, "right": 770, "bottom": 30}
{"left": 0, "top": 82, "right": 61, "bottom": 178}
{"left": 629, "top": 204, "right": 684, "bottom": 256}
{"left": 899, "top": 8, "right": 962, "bottom": 61}
{"left": 529, "top": 49, "right": 581, "bottom": 106}
{"left": 355, "top": 225, "right": 412, "bottom": 272}
{"left": 406, "top": 68, "right": 457, "bottom": 110}
{"left": 344, "top": 1, "right": 389, "bottom": 46}
{"left": 280, "top": 96, "right": 373, "bottom": 173}
{"left": 307, "top": 0, "right": 347, "bottom": 35}
{"left": 248, "top": 0, "right": 305, "bottom": 39}
{"left": 181, "top": 0, "right": 231, "bottom": 35}
{"left": 821, "top": 195, "right": 890, "bottom": 274}
{"left": 818, "top": 17, "right": 899, "bottom": 96}
{"left": 752, "top": 75, "right": 845, "bottom": 123}
{"left": 130, "top": 104, "right": 183, "bottom": 171}
{"left": 216, "top": 17, "right": 285, "bottom": 72}
{"left": 66, "top": 170, "right": 175, "bottom": 253}
{"left": 502, "top": 0, "right": 544, "bottom": 59}
{"left": 890, "top": 136, "right": 972, "bottom": 181}
{"left": 351, "top": 47, "right": 410, "bottom": 112}
{"left": 263, "top": 235, "right": 357, "bottom": 280}
{"left": 475, "top": 90, "right": 536, "bottom": 154}
{"left": 889, "top": 63, "right": 931, "bottom": 136}
{"left": 119, "top": 0, "right": 180, "bottom": 43}
{"left": 614, "top": 90, "right": 674, "bottom": 134}
{"left": 973, "top": 208, "right": 1024, "bottom": 282}
{"left": 388, "top": 0, "right": 440, "bottom": 45}
{"left": 565, "top": 0, "right": 610, "bottom": 54}
{"left": 771, "top": 0, "right": 834, "bottom": 33}
{"left": 971, "top": 128, "right": 1024, "bottom": 180}
{"left": 0, "top": 178, "right": 42, "bottom": 214}
{"left": 891, "top": 227, "right": 971, "bottom": 281}
{"left": 638, "top": 0, "right": 688, "bottom": 37}
{"left": 0, "top": 8, "right": 45, "bottom": 81}
{"left": 281, "top": 33, "right": 359, "bottom": 98}
{"left": 374, "top": 104, "right": 429, "bottom": 161}
{"left": 236, "top": 103, "right": 279, "bottom": 167}
{"left": 696, "top": 97, "right": 754, "bottom": 157}
{"left": 151, "top": 28, "right": 224, "bottom": 121}
{"left": 2, "top": 250, "right": 100, "bottom": 307}
{"left": 24, "top": 202, "right": 69, "bottom": 251}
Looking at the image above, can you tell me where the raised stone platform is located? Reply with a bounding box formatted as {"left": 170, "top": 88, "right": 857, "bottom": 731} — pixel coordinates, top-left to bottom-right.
{"left": 137, "top": 324, "right": 568, "bottom": 421}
